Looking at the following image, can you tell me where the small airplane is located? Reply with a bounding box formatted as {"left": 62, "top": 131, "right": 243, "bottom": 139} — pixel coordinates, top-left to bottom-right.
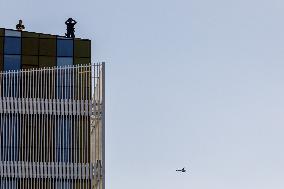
{"left": 176, "top": 168, "right": 186, "bottom": 173}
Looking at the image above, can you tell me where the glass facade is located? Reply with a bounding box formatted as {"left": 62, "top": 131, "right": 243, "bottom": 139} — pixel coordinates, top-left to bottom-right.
{"left": 0, "top": 36, "right": 3, "bottom": 70}
{"left": 0, "top": 53, "right": 3, "bottom": 70}
{"left": 5, "top": 29, "right": 21, "bottom": 37}
{"left": 4, "top": 55, "right": 21, "bottom": 70}
{"left": 74, "top": 39, "right": 91, "bottom": 57}
{"left": 57, "top": 38, "right": 73, "bottom": 57}
{"left": 57, "top": 57, "right": 73, "bottom": 66}
{"left": 0, "top": 28, "right": 4, "bottom": 36}
{"left": 4, "top": 37, "right": 21, "bottom": 55}
{"left": 0, "top": 37, "right": 4, "bottom": 54}
{"left": 39, "top": 56, "right": 56, "bottom": 67}
{"left": 0, "top": 28, "right": 91, "bottom": 71}
{"left": 22, "top": 37, "right": 39, "bottom": 55}
{"left": 39, "top": 37, "right": 56, "bottom": 56}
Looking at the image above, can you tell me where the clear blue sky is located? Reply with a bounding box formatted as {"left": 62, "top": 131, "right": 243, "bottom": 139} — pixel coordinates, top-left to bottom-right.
{"left": 1, "top": 0, "right": 284, "bottom": 188}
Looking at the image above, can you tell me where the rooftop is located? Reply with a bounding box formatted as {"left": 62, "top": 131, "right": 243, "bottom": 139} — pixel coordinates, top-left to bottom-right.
{"left": 0, "top": 28, "right": 89, "bottom": 41}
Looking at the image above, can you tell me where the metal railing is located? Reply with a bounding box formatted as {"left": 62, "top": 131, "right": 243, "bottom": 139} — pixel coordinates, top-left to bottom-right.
{"left": 0, "top": 63, "right": 105, "bottom": 189}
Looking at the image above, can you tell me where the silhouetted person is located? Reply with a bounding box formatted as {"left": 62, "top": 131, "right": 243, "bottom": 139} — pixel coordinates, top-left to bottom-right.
{"left": 16, "top": 20, "right": 25, "bottom": 31}
{"left": 65, "top": 18, "right": 77, "bottom": 38}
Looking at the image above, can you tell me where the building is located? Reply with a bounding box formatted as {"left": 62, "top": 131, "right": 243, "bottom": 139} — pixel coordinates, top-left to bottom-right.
{"left": 0, "top": 28, "right": 105, "bottom": 189}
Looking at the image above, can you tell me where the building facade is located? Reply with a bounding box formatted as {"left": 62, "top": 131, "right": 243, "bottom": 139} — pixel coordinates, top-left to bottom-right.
{"left": 0, "top": 28, "right": 91, "bottom": 70}
{"left": 0, "top": 29, "right": 105, "bottom": 189}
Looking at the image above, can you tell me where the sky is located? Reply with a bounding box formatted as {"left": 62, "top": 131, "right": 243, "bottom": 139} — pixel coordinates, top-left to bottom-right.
{"left": 1, "top": 0, "right": 284, "bottom": 188}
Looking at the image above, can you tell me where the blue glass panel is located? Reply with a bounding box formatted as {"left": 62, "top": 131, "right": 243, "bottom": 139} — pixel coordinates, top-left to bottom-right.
{"left": 56, "top": 58, "right": 73, "bottom": 99}
{"left": 56, "top": 67, "right": 74, "bottom": 99}
{"left": 57, "top": 39, "right": 73, "bottom": 57}
{"left": 5, "top": 29, "right": 21, "bottom": 37}
{"left": 57, "top": 57, "right": 73, "bottom": 66}
{"left": 4, "top": 55, "right": 21, "bottom": 71}
{"left": 1, "top": 66, "right": 19, "bottom": 97}
{"left": 4, "top": 37, "right": 21, "bottom": 54}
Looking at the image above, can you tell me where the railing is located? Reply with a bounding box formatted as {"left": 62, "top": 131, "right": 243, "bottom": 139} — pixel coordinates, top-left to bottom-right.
{"left": 0, "top": 63, "right": 103, "bottom": 101}
{"left": 0, "top": 63, "right": 105, "bottom": 189}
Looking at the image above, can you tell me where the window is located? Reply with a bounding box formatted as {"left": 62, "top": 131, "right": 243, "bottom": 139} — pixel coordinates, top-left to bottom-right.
{"left": 56, "top": 65, "right": 74, "bottom": 99}
{"left": 22, "top": 37, "right": 39, "bottom": 55}
{"left": 0, "top": 28, "right": 4, "bottom": 36}
{"left": 4, "top": 55, "right": 21, "bottom": 70}
{"left": 39, "top": 38, "right": 56, "bottom": 56}
{"left": 74, "top": 40, "right": 91, "bottom": 57}
{"left": 2, "top": 62, "right": 20, "bottom": 97}
{"left": 22, "top": 56, "right": 38, "bottom": 67}
{"left": 0, "top": 37, "right": 3, "bottom": 54}
{"left": 0, "top": 54, "right": 3, "bottom": 71}
{"left": 57, "top": 39, "right": 73, "bottom": 57}
{"left": 4, "top": 37, "right": 21, "bottom": 55}
{"left": 57, "top": 57, "right": 73, "bottom": 67}
{"left": 74, "top": 57, "right": 91, "bottom": 65}
{"left": 39, "top": 56, "right": 56, "bottom": 68}
{"left": 5, "top": 29, "right": 21, "bottom": 37}
{"left": 22, "top": 31, "right": 39, "bottom": 38}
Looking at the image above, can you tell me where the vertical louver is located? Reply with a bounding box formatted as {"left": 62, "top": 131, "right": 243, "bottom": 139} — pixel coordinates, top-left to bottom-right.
{"left": 0, "top": 63, "right": 105, "bottom": 189}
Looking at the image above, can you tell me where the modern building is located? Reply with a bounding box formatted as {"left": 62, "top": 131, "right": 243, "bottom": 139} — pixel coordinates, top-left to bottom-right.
{"left": 0, "top": 28, "right": 105, "bottom": 189}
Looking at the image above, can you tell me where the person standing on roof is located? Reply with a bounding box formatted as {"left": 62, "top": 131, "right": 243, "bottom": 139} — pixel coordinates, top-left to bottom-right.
{"left": 65, "top": 18, "right": 77, "bottom": 38}
{"left": 16, "top": 20, "right": 25, "bottom": 31}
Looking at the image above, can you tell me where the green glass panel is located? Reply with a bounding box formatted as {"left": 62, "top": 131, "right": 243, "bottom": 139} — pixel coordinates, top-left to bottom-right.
{"left": 22, "top": 64, "right": 38, "bottom": 69}
{"left": 39, "top": 56, "right": 56, "bottom": 68}
{"left": 0, "top": 54, "right": 3, "bottom": 71}
{"left": 74, "top": 57, "right": 91, "bottom": 65}
{"left": 22, "top": 37, "right": 39, "bottom": 55}
{"left": 22, "top": 56, "right": 38, "bottom": 66}
{"left": 0, "top": 37, "right": 3, "bottom": 54}
{"left": 0, "top": 29, "right": 4, "bottom": 36}
{"left": 39, "top": 34, "right": 56, "bottom": 39}
{"left": 22, "top": 31, "right": 39, "bottom": 38}
{"left": 39, "top": 38, "right": 56, "bottom": 56}
{"left": 74, "top": 40, "right": 91, "bottom": 58}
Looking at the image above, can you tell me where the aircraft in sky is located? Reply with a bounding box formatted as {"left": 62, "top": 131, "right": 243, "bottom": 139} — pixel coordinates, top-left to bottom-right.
{"left": 176, "top": 168, "right": 186, "bottom": 173}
